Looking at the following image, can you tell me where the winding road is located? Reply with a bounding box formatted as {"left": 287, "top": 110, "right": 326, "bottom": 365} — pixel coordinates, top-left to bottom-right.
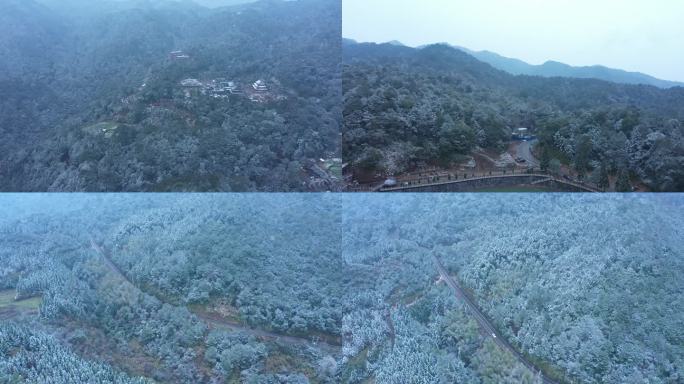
{"left": 89, "top": 239, "right": 340, "bottom": 353}
{"left": 196, "top": 311, "right": 340, "bottom": 354}
{"left": 433, "top": 255, "right": 558, "bottom": 384}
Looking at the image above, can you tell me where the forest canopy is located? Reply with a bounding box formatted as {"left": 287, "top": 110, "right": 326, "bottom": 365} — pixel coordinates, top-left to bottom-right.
{"left": 0, "top": 194, "right": 362, "bottom": 383}
{"left": 0, "top": 0, "right": 341, "bottom": 192}
{"left": 343, "top": 41, "right": 684, "bottom": 191}
{"left": 1, "top": 194, "right": 681, "bottom": 383}
{"left": 339, "top": 194, "right": 683, "bottom": 383}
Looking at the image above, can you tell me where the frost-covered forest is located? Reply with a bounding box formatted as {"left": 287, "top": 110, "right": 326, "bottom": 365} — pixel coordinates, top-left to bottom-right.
{"left": 341, "top": 194, "right": 683, "bottom": 383}
{"left": 343, "top": 41, "right": 684, "bottom": 191}
{"left": 0, "top": 0, "right": 341, "bottom": 191}
{"left": 1, "top": 194, "right": 682, "bottom": 383}
{"left": 0, "top": 194, "right": 366, "bottom": 383}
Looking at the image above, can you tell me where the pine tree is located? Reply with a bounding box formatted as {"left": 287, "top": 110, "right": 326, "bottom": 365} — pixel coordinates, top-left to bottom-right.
{"left": 540, "top": 146, "right": 551, "bottom": 172}
{"left": 598, "top": 161, "right": 610, "bottom": 191}
{"left": 615, "top": 169, "right": 632, "bottom": 192}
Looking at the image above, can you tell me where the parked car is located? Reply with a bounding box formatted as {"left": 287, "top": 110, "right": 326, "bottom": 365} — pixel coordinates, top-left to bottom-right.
{"left": 383, "top": 178, "right": 398, "bottom": 187}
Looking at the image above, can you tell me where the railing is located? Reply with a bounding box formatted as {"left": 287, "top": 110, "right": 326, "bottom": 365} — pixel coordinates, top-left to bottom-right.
{"left": 346, "top": 182, "right": 386, "bottom": 193}
{"left": 378, "top": 169, "right": 601, "bottom": 192}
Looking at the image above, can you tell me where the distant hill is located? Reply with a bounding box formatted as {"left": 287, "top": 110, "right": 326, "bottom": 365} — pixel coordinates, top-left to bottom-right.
{"left": 34, "top": 0, "right": 258, "bottom": 13}
{"left": 385, "top": 40, "right": 405, "bottom": 47}
{"left": 453, "top": 45, "right": 684, "bottom": 89}
{"left": 196, "top": 0, "right": 256, "bottom": 6}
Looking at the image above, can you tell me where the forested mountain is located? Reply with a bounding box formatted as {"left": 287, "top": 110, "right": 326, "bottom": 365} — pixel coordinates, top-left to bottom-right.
{"left": 343, "top": 41, "right": 684, "bottom": 191}
{"left": 1, "top": 194, "right": 682, "bottom": 383}
{"left": 341, "top": 194, "right": 683, "bottom": 383}
{"left": 0, "top": 194, "right": 366, "bottom": 383}
{"left": 0, "top": 0, "right": 341, "bottom": 191}
{"left": 456, "top": 46, "right": 684, "bottom": 89}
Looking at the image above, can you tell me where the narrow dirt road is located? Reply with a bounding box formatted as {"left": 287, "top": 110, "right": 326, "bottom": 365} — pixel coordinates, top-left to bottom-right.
{"left": 196, "top": 311, "right": 341, "bottom": 354}
{"left": 90, "top": 239, "right": 340, "bottom": 354}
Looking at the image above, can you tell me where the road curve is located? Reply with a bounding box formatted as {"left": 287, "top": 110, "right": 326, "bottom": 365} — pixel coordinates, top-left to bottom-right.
{"left": 432, "top": 255, "right": 558, "bottom": 384}
{"left": 90, "top": 238, "right": 340, "bottom": 353}
{"left": 196, "top": 311, "right": 341, "bottom": 354}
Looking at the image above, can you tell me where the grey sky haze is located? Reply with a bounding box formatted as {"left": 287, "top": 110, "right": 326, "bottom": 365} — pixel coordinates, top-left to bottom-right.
{"left": 343, "top": 0, "right": 684, "bottom": 82}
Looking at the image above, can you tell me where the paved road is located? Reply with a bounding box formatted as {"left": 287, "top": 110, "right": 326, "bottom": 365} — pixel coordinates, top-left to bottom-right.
{"left": 432, "top": 255, "right": 558, "bottom": 384}
{"left": 513, "top": 139, "right": 540, "bottom": 168}
{"left": 90, "top": 239, "right": 132, "bottom": 285}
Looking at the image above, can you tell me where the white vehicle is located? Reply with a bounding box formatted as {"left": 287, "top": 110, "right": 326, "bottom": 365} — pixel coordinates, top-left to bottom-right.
{"left": 383, "top": 178, "right": 398, "bottom": 187}
{"left": 492, "top": 333, "right": 497, "bottom": 338}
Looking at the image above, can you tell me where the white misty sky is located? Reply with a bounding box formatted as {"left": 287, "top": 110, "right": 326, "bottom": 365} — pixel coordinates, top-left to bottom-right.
{"left": 343, "top": 0, "right": 684, "bottom": 82}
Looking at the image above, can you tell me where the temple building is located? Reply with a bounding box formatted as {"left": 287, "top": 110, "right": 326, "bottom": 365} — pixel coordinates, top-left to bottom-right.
{"left": 512, "top": 127, "right": 531, "bottom": 140}
{"left": 219, "top": 81, "right": 238, "bottom": 92}
{"left": 181, "top": 78, "right": 202, "bottom": 87}
{"left": 169, "top": 50, "right": 190, "bottom": 59}
{"left": 252, "top": 80, "right": 268, "bottom": 92}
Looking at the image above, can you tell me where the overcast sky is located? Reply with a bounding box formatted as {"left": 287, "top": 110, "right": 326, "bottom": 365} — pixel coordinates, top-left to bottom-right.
{"left": 343, "top": 0, "right": 684, "bottom": 82}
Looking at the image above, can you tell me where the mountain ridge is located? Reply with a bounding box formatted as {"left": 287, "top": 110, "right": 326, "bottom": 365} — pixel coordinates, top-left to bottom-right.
{"left": 359, "top": 39, "right": 683, "bottom": 88}
{"left": 453, "top": 44, "right": 684, "bottom": 89}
